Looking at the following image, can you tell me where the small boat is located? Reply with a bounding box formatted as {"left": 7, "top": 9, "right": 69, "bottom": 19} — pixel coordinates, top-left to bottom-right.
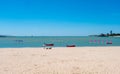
{"left": 43, "top": 43, "right": 54, "bottom": 49}
{"left": 66, "top": 45, "right": 76, "bottom": 47}
{"left": 44, "top": 43, "right": 54, "bottom": 46}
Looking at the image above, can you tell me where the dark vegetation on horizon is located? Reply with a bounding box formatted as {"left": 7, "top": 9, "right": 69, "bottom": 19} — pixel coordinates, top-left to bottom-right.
{"left": 0, "top": 35, "right": 7, "bottom": 37}
{"left": 89, "top": 30, "right": 120, "bottom": 37}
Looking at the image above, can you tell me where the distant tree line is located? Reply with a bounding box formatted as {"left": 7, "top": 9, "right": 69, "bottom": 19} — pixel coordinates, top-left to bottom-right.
{"left": 98, "top": 33, "right": 120, "bottom": 37}
{"left": 0, "top": 35, "right": 7, "bottom": 37}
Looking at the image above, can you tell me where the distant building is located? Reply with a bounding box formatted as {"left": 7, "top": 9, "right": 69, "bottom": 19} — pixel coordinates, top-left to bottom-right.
{"left": 110, "top": 30, "right": 112, "bottom": 35}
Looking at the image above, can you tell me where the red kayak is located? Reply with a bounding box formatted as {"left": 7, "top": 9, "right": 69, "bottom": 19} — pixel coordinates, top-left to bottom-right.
{"left": 44, "top": 43, "right": 54, "bottom": 46}
{"left": 66, "top": 45, "right": 76, "bottom": 47}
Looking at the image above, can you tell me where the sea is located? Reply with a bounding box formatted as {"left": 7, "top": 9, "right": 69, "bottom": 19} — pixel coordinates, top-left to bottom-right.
{"left": 0, "top": 36, "right": 120, "bottom": 48}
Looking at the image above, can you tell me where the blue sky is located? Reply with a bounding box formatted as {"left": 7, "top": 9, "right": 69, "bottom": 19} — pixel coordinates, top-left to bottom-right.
{"left": 0, "top": 0, "right": 120, "bottom": 36}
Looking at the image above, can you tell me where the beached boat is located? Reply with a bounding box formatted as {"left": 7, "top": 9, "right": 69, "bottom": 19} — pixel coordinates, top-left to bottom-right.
{"left": 44, "top": 43, "right": 54, "bottom": 46}
{"left": 66, "top": 45, "right": 76, "bottom": 47}
{"left": 43, "top": 43, "right": 54, "bottom": 49}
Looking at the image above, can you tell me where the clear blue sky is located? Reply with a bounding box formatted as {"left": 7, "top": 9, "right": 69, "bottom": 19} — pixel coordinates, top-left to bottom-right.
{"left": 0, "top": 0, "right": 120, "bottom": 36}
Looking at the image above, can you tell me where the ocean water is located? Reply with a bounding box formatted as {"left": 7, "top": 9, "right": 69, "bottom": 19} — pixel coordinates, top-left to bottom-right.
{"left": 0, "top": 36, "right": 120, "bottom": 48}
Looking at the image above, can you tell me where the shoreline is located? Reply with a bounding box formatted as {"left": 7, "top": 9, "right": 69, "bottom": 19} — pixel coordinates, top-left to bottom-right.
{"left": 0, "top": 46, "right": 120, "bottom": 49}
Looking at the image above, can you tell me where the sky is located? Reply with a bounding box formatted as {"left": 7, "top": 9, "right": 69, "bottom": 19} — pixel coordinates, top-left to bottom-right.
{"left": 0, "top": 0, "right": 120, "bottom": 36}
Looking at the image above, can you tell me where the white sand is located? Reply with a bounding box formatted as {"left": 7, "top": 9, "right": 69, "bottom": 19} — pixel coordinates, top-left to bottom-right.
{"left": 0, "top": 47, "right": 120, "bottom": 74}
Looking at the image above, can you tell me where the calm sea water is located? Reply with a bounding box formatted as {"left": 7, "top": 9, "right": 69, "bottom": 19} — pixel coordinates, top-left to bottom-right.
{"left": 0, "top": 36, "right": 120, "bottom": 48}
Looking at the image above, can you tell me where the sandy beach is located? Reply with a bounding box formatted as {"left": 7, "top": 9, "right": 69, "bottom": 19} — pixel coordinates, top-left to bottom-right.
{"left": 0, "top": 47, "right": 120, "bottom": 74}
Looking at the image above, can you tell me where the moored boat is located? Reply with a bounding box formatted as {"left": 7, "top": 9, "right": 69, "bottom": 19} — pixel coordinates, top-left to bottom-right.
{"left": 106, "top": 41, "right": 112, "bottom": 44}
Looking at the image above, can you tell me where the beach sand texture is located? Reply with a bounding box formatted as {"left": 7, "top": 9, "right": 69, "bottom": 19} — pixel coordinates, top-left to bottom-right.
{"left": 0, "top": 47, "right": 120, "bottom": 74}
